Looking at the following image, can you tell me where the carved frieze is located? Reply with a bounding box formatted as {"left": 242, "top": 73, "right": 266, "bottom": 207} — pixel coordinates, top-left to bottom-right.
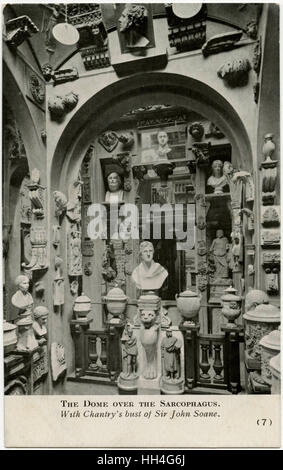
{"left": 261, "top": 229, "right": 280, "bottom": 247}
{"left": 253, "top": 38, "right": 262, "bottom": 75}
{"left": 53, "top": 67, "right": 79, "bottom": 85}
{"left": 81, "top": 46, "right": 110, "bottom": 70}
{"left": 29, "top": 74, "right": 45, "bottom": 105}
{"left": 217, "top": 59, "right": 251, "bottom": 87}
{"left": 261, "top": 206, "right": 280, "bottom": 227}
{"left": 202, "top": 31, "right": 242, "bottom": 57}
{"left": 22, "top": 227, "right": 48, "bottom": 271}
{"left": 5, "top": 15, "right": 39, "bottom": 49}
{"left": 262, "top": 251, "right": 280, "bottom": 269}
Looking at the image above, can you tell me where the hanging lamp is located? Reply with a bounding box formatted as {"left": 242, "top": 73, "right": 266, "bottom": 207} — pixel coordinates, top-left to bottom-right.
{"left": 52, "top": 4, "right": 79, "bottom": 46}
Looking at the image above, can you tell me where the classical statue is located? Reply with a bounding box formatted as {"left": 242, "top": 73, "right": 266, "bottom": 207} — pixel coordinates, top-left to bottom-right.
{"left": 161, "top": 328, "right": 182, "bottom": 381}
{"left": 207, "top": 160, "right": 228, "bottom": 194}
{"left": 209, "top": 229, "right": 230, "bottom": 279}
{"left": 11, "top": 275, "right": 33, "bottom": 314}
{"left": 131, "top": 241, "right": 168, "bottom": 292}
{"left": 121, "top": 323, "right": 138, "bottom": 378}
{"left": 118, "top": 4, "right": 149, "bottom": 49}
{"left": 104, "top": 168, "right": 124, "bottom": 203}
{"left": 141, "top": 130, "right": 172, "bottom": 164}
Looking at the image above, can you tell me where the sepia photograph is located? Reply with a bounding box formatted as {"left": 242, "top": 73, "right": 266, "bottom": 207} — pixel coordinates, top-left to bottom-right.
{"left": 1, "top": 2, "right": 281, "bottom": 448}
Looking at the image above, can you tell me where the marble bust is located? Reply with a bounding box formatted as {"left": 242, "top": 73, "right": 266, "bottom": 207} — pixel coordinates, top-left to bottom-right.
{"left": 11, "top": 275, "right": 33, "bottom": 314}
{"left": 32, "top": 306, "right": 49, "bottom": 339}
{"left": 118, "top": 4, "right": 149, "bottom": 49}
{"left": 105, "top": 170, "right": 124, "bottom": 203}
{"left": 207, "top": 160, "right": 228, "bottom": 194}
{"left": 131, "top": 241, "right": 168, "bottom": 291}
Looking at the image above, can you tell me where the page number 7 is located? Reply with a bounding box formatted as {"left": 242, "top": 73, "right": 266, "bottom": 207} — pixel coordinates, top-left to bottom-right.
{"left": 257, "top": 418, "right": 273, "bottom": 426}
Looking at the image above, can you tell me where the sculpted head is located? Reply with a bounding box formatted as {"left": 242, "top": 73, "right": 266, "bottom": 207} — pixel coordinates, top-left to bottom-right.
{"left": 15, "top": 275, "right": 29, "bottom": 293}
{"left": 139, "top": 241, "right": 154, "bottom": 264}
{"left": 157, "top": 130, "right": 169, "bottom": 148}
{"left": 140, "top": 309, "right": 157, "bottom": 326}
{"left": 107, "top": 172, "right": 122, "bottom": 193}
{"left": 119, "top": 4, "right": 147, "bottom": 33}
{"left": 211, "top": 160, "right": 223, "bottom": 177}
{"left": 216, "top": 229, "right": 224, "bottom": 238}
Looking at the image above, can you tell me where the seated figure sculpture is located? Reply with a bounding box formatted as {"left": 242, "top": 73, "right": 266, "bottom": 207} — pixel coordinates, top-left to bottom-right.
{"left": 118, "top": 4, "right": 149, "bottom": 49}
{"left": 104, "top": 167, "right": 124, "bottom": 204}
{"left": 207, "top": 160, "right": 228, "bottom": 194}
{"left": 131, "top": 241, "right": 168, "bottom": 292}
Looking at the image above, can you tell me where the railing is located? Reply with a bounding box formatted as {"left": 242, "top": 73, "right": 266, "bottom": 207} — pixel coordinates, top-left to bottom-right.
{"left": 180, "top": 324, "right": 244, "bottom": 394}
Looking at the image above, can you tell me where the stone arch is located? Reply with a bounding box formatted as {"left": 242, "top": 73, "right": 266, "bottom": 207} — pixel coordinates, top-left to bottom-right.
{"left": 51, "top": 72, "right": 253, "bottom": 191}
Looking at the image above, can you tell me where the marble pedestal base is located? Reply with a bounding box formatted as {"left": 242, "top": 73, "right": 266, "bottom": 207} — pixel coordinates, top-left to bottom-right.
{"left": 118, "top": 373, "right": 138, "bottom": 394}
{"left": 160, "top": 377, "right": 184, "bottom": 395}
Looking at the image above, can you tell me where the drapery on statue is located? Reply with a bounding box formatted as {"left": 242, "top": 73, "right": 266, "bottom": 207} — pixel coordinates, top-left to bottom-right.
{"left": 104, "top": 166, "right": 124, "bottom": 203}
{"left": 131, "top": 241, "right": 168, "bottom": 291}
{"left": 207, "top": 160, "right": 228, "bottom": 194}
{"left": 161, "top": 328, "right": 181, "bottom": 381}
{"left": 209, "top": 229, "right": 230, "bottom": 279}
{"left": 121, "top": 323, "right": 138, "bottom": 378}
{"left": 118, "top": 4, "right": 149, "bottom": 48}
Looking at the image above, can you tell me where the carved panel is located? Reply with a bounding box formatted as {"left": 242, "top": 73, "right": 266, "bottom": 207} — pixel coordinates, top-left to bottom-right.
{"left": 261, "top": 206, "right": 280, "bottom": 227}
{"left": 48, "top": 92, "right": 79, "bottom": 122}
{"left": 29, "top": 74, "right": 45, "bottom": 105}
{"left": 261, "top": 229, "right": 280, "bottom": 247}
{"left": 68, "top": 226, "right": 82, "bottom": 276}
{"left": 5, "top": 15, "right": 38, "bottom": 49}
{"left": 245, "top": 322, "right": 277, "bottom": 361}
{"left": 82, "top": 240, "right": 94, "bottom": 257}
{"left": 98, "top": 131, "right": 118, "bottom": 152}
{"left": 202, "top": 31, "right": 242, "bottom": 57}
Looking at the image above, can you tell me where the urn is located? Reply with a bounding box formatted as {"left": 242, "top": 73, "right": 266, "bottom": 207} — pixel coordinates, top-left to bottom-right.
{"left": 176, "top": 289, "right": 201, "bottom": 323}
{"left": 3, "top": 320, "right": 17, "bottom": 354}
{"left": 73, "top": 293, "right": 91, "bottom": 319}
{"left": 221, "top": 286, "right": 241, "bottom": 327}
{"left": 259, "top": 327, "right": 280, "bottom": 386}
{"left": 103, "top": 287, "right": 127, "bottom": 318}
{"left": 269, "top": 353, "right": 280, "bottom": 394}
{"left": 243, "top": 301, "right": 280, "bottom": 366}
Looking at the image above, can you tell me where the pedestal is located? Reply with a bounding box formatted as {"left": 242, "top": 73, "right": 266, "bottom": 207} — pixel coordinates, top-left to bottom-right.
{"left": 221, "top": 324, "right": 244, "bottom": 394}
{"left": 179, "top": 323, "right": 200, "bottom": 390}
{"left": 70, "top": 317, "right": 92, "bottom": 378}
{"left": 117, "top": 373, "right": 138, "bottom": 394}
{"left": 160, "top": 377, "right": 184, "bottom": 395}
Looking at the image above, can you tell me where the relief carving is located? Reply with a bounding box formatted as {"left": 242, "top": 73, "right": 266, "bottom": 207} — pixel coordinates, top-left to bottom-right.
{"left": 217, "top": 58, "right": 251, "bottom": 87}
{"left": 98, "top": 131, "right": 118, "bottom": 153}
{"left": 68, "top": 227, "right": 82, "bottom": 276}
{"left": 188, "top": 122, "right": 204, "bottom": 142}
{"left": 261, "top": 206, "right": 280, "bottom": 227}
{"left": 29, "top": 74, "right": 45, "bottom": 105}
{"left": 48, "top": 92, "right": 79, "bottom": 122}
{"left": 5, "top": 15, "right": 39, "bottom": 49}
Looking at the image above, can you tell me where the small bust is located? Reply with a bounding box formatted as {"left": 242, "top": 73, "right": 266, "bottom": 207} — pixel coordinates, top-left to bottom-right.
{"left": 131, "top": 241, "right": 168, "bottom": 291}
{"left": 33, "top": 306, "right": 49, "bottom": 339}
{"left": 119, "top": 4, "right": 149, "bottom": 48}
{"left": 11, "top": 275, "right": 33, "bottom": 313}
{"left": 105, "top": 171, "right": 124, "bottom": 203}
{"left": 207, "top": 160, "right": 228, "bottom": 194}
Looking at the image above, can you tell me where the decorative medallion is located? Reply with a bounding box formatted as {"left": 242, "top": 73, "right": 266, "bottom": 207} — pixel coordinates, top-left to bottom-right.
{"left": 29, "top": 74, "right": 45, "bottom": 104}
{"left": 98, "top": 131, "right": 119, "bottom": 153}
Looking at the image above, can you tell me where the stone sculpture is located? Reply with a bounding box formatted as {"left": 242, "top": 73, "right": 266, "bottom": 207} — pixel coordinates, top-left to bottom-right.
{"left": 118, "top": 4, "right": 149, "bottom": 49}
{"left": 207, "top": 160, "right": 228, "bottom": 194}
{"left": 209, "top": 230, "right": 230, "bottom": 279}
{"left": 11, "top": 275, "right": 33, "bottom": 315}
{"left": 131, "top": 241, "right": 168, "bottom": 292}
{"left": 139, "top": 309, "right": 159, "bottom": 379}
{"left": 121, "top": 323, "right": 138, "bottom": 378}
{"left": 104, "top": 169, "right": 124, "bottom": 203}
{"left": 161, "top": 328, "right": 181, "bottom": 380}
